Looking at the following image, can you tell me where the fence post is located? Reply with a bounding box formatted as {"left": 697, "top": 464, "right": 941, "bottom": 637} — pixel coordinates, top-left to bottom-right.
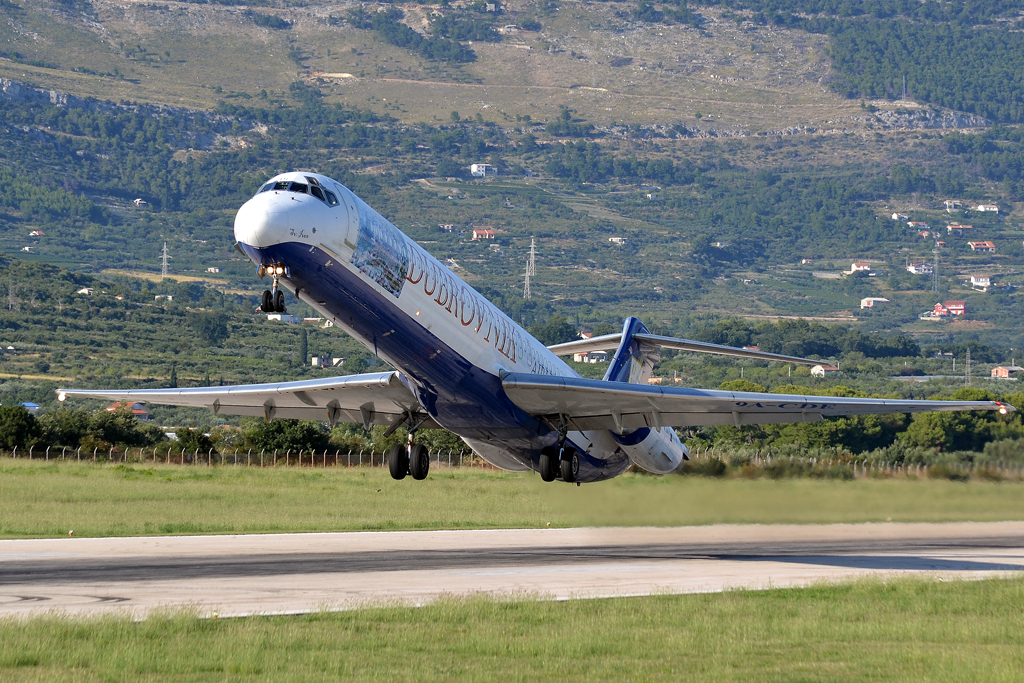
{"left": 248, "top": 449, "right": 252, "bottom": 467}
{"left": 208, "top": 448, "right": 213, "bottom": 467}
{"left": 45, "top": 446, "right": 49, "bottom": 461}
{"left": 12, "top": 445, "right": 16, "bottom": 459}
{"left": 61, "top": 446, "right": 66, "bottom": 461}
{"left": 274, "top": 450, "right": 278, "bottom": 467}
{"left": 77, "top": 447, "right": 81, "bottom": 461}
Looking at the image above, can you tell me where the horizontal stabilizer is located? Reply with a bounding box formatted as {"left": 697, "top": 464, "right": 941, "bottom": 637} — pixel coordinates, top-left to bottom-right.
{"left": 548, "top": 332, "right": 823, "bottom": 366}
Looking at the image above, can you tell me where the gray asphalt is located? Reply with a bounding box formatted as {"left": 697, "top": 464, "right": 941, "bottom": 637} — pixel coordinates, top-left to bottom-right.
{"left": 1, "top": 523, "right": 1022, "bottom": 617}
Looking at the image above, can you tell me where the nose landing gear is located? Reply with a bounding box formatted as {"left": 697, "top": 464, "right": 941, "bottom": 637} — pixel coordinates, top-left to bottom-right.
{"left": 260, "top": 275, "right": 287, "bottom": 313}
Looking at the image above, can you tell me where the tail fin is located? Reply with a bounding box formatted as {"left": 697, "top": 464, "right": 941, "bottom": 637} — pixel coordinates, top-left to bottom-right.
{"left": 603, "top": 317, "right": 661, "bottom": 385}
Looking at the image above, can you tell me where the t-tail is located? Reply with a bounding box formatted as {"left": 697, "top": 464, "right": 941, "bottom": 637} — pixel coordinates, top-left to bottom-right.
{"left": 604, "top": 317, "right": 690, "bottom": 473}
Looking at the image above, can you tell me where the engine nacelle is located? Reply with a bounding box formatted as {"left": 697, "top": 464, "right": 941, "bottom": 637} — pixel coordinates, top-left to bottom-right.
{"left": 614, "top": 426, "right": 689, "bottom": 474}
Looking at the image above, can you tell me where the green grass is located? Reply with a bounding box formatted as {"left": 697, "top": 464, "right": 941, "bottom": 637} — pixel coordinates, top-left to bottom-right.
{"left": 4, "top": 460, "right": 1024, "bottom": 538}
{"left": 2, "top": 577, "right": 1024, "bottom": 681}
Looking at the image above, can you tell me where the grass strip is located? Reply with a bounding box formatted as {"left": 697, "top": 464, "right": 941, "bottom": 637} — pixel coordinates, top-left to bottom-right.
{"left": 1, "top": 577, "right": 1024, "bottom": 681}
{"left": 4, "top": 460, "right": 1024, "bottom": 538}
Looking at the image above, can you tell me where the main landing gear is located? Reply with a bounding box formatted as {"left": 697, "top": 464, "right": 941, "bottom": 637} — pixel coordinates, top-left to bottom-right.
{"left": 539, "top": 416, "right": 579, "bottom": 484}
{"left": 387, "top": 411, "right": 431, "bottom": 481}
{"left": 261, "top": 273, "right": 286, "bottom": 313}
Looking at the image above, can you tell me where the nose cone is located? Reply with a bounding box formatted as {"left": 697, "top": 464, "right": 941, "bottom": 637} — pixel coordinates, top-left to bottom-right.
{"left": 234, "top": 195, "right": 276, "bottom": 249}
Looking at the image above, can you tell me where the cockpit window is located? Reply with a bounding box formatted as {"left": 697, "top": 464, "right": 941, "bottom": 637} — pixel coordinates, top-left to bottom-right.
{"left": 272, "top": 181, "right": 290, "bottom": 191}
{"left": 309, "top": 186, "right": 325, "bottom": 201}
{"left": 324, "top": 190, "right": 339, "bottom": 206}
{"left": 289, "top": 182, "right": 308, "bottom": 194}
{"left": 258, "top": 182, "right": 275, "bottom": 194}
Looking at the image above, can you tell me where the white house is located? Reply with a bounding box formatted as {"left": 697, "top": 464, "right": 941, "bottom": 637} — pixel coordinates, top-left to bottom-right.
{"left": 573, "top": 351, "right": 609, "bottom": 363}
{"left": 848, "top": 262, "right": 871, "bottom": 274}
{"left": 970, "top": 275, "right": 991, "bottom": 291}
{"left": 944, "top": 200, "right": 963, "bottom": 212}
{"left": 608, "top": 237, "right": 628, "bottom": 245}
{"left": 206, "top": 267, "right": 220, "bottom": 273}
{"left": 133, "top": 198, "right": 148, "bottom": 207}
{"left": 976, "top": 204, "right": 999, "bottom": 213}
{"left": 267, "top": 314, "right": 302, "bottom": 324}
{"left": 76, "top": 287, "right": 93, "bottom": 295}
{"left": 860, "top": 297, "right": 890, "bottom": 309}
{"left": 907, "top": 263, "right": 933, "bottom": 275}
{"left": 470, "top": 164, "right": 497, "bottom": 177}
{"left": 892, "top": 213, "right": 909, "bottom": 221}
{"left": 811, "top": 364, "right": 840, "bottom": 377}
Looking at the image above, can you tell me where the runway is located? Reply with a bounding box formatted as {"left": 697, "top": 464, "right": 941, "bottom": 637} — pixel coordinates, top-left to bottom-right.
{"left": 2, "top": 522, "right": 1023, "bottom": 618}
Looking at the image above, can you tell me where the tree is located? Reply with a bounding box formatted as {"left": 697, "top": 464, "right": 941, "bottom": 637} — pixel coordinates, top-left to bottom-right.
{"left": 529, "top": 314, "right": 578, "bottom": 345}
{"left": 189, "top": 311, "right": 228, "bottom": 346}
{"left": 176, "top": 427, "right": 215, "bottom": 454}
{"left": 0, "top": 406, "right": 40, "bottom": 449}
{"left": 243, "top": 418, "right": 331, "bottom": 453}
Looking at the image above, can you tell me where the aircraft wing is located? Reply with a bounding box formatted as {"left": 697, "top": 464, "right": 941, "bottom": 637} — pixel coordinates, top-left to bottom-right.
{"left": 501, "top": 373, "right": 1014, "bottom": 432}
{"left": 57, "top": 372, "right": 435, "bottom": 428}
{"left": 548, "top": 333, "right": 823, "bottom": 365}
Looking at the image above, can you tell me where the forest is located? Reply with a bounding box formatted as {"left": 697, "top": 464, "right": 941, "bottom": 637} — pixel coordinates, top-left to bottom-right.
{"left": 630, "top": 0, "right": 1024, "bottom": 122}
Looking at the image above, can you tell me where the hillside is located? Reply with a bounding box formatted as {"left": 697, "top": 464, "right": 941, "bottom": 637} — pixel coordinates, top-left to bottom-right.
{"left": 0, "top": 0, "right": 1022, "bottom": 355}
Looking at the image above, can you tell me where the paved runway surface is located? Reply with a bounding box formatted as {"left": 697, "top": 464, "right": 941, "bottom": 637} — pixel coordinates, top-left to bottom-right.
{"left": 2, "top": 522, "right": 1023, "bottom": 618}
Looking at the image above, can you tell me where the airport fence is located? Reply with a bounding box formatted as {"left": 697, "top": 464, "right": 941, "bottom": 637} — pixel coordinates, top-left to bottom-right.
{"left": 0, "top": 445, "right": 497, "bottom": 469}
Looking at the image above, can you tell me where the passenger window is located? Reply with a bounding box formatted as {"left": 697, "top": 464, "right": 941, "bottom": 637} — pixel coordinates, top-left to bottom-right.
{"left": 310, "top": 186, "right": 325, "bottom": 201}
{"left": 290, "top": 182, "right": 308, "bottom": 194}
{"left": 324, "top": 191, "right": 339, "bottom": 206}
{"left": 272, "top": 181, "right": 290, "bottom": 191}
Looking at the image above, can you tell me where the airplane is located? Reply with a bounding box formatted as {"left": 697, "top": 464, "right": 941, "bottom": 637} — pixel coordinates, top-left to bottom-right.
{"left": 58, "top": 172, "right": 1015, "bottom": 484}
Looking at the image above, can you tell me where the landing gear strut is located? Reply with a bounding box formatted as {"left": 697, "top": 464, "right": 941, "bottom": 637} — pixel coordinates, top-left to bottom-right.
{"left": 387, "top": 410, "right": 431, "bottom": 481}
{"left": 261, "top": 274, "right": 286, "bottom": 313}
{"left": 539, "top": 415, "right": 579, "bottom": 484}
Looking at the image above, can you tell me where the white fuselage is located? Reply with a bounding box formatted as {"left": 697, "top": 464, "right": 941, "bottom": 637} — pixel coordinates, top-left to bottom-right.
{"left": 234, "top": 171, "right": 687, "bottom": 478}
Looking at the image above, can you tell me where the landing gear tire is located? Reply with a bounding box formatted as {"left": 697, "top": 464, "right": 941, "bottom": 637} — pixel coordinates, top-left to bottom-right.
{"left": 539, "top": 447, "right": 558, "bottom": 482}
{"left": 409, "top": 444, "right": 430, "bottom": 480}
{"left": 388, "top": 444, "right": 409, "bottom": 480}
{"left": 559, "top": 447, "right": 579, "bottom": 483}
{"left": 261, "top": 290, "right": 273, "bottom": 313}
{"left": 274, "top": 289, "right": 285, "bottom": 313}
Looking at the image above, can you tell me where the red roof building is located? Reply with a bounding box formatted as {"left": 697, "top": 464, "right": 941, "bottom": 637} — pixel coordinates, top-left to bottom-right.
{"left": 968, "top": 241, "right": 996, "bottom": 252}
{"left": 932, "top": 301, "right": 965, "bottom": 316}
{"left": 106, "top": 402, "right": 151, "bottom": 420}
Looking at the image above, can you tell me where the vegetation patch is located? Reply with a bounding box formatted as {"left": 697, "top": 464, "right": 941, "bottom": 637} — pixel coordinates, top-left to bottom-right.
{"left": 2, "top": 578, "right": 1024, "bottom": 681}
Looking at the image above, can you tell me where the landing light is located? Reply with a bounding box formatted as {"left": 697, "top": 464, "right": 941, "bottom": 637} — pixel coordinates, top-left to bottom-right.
{"left": 999, "top": 405, "right": 1009, "bottom": 415}
{"left": 275, "top": 266, "right": 285, "bottom": 275}
{"left": 58, "top": 392, "right": 66, "bottom": 402}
